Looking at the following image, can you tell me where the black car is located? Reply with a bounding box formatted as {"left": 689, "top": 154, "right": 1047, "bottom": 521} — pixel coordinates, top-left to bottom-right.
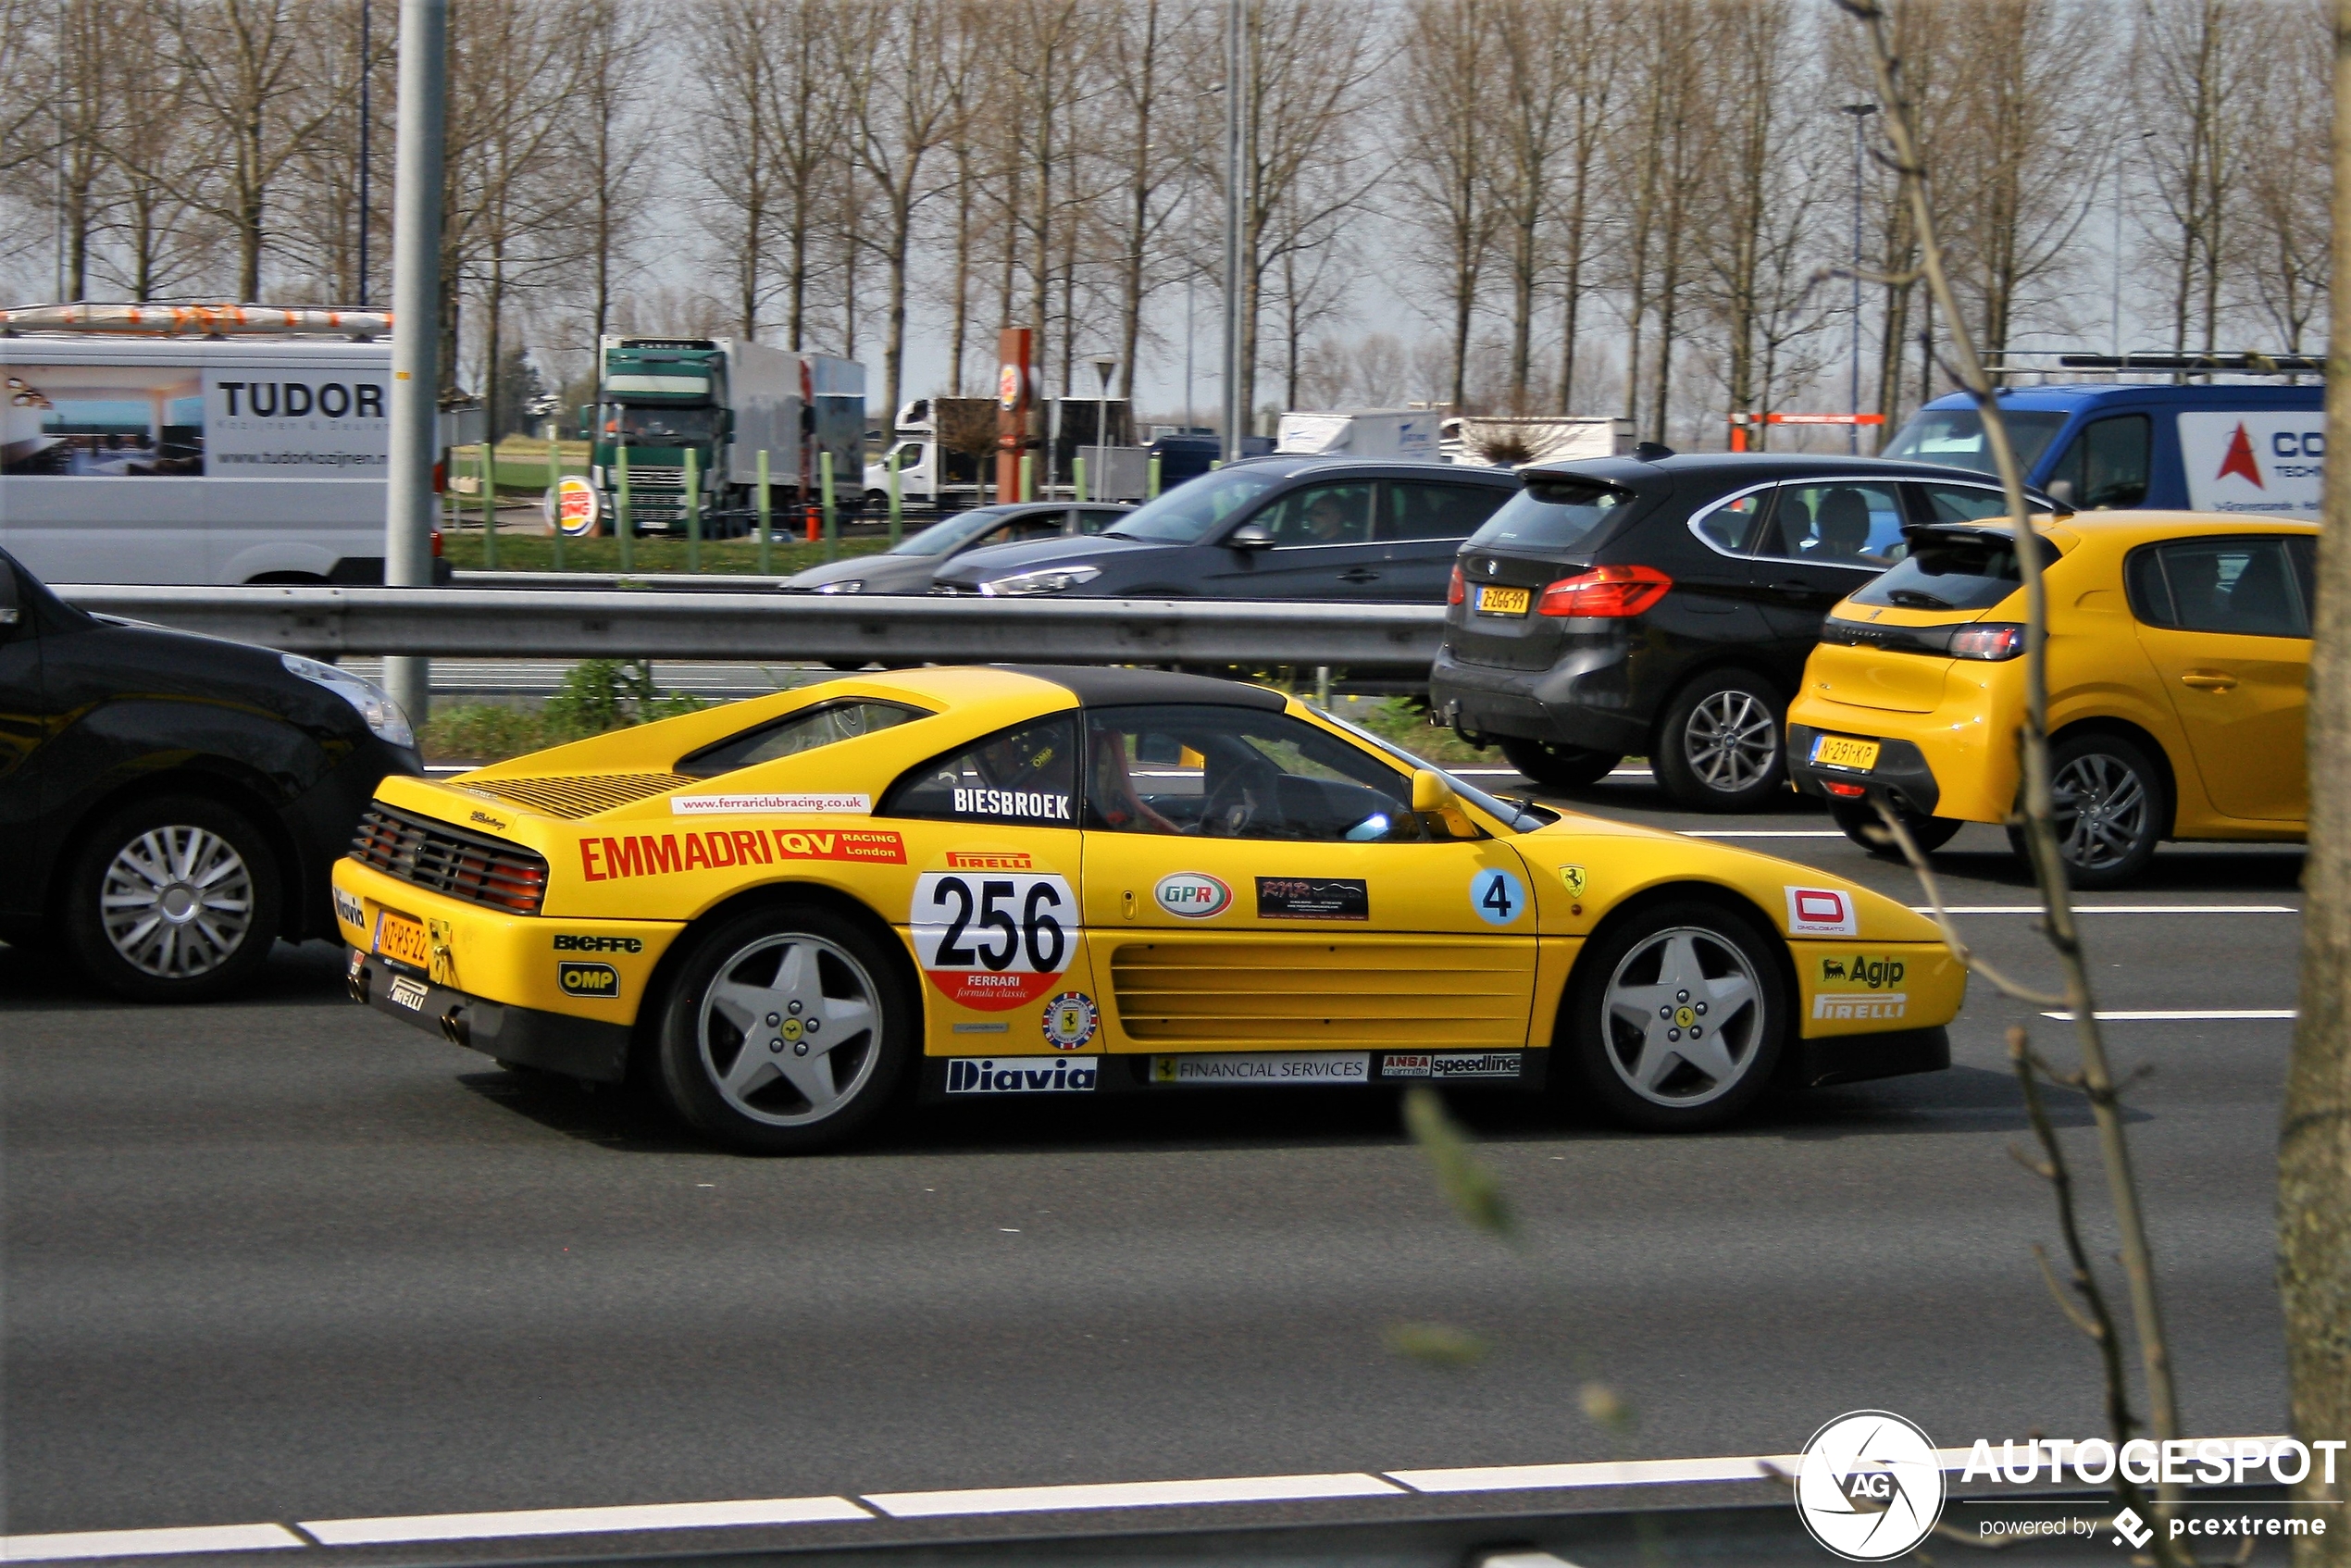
{"left": 0, "top": 547, "right": 420, "bottom": 1000}
{"left": 778, "top": 501, "right": 1134, "bottom": 596}
{"left": 927, "top": 458, "right": 1519, "bottom": 602}
{"left": 1429, "top": 452, "right": 2055, "bottom": 810}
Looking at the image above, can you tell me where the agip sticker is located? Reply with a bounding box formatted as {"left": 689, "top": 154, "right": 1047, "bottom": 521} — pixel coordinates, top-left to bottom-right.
{"left": 912, "top": 869, "right": 1074, "bottom": 1010}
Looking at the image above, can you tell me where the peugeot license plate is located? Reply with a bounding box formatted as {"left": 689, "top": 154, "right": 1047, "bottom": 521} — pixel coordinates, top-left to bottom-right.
{"left": 1811, "top": 735, "right": 1882, "bottom": 772}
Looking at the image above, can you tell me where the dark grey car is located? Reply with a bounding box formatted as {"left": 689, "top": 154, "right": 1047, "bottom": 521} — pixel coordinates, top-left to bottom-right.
{"left": 927, "top": 459, "right": 1519, "bottom": 601}
{"left": 779, "top": 502, "right": 1132, "bottom": 595}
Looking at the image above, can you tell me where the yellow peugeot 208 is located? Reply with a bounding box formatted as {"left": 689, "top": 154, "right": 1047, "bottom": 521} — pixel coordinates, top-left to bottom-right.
{"left": 1787, "top": 512, "right": 2317, "bottom": 888}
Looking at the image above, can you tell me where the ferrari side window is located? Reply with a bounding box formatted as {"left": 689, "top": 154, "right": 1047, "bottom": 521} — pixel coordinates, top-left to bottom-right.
{"left": 1082, "top": 704, "right": 1423, "bottom": 841}
{"left": 879, "top": 716, "right": 1080, "bottom": 827}
{"left": 675, "top": 700, "right": 927, "bottom": 778}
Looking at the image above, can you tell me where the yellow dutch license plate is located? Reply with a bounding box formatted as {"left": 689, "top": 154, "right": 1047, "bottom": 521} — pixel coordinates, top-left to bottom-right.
{"left": 375, "top": 911, "right": 432, "bottom": 970}
{"left": 1812, "top": 735, "right": 1883, "bottom": 772}
{"left": 1476, "top": 584, "right": 1532, "bottom": 616}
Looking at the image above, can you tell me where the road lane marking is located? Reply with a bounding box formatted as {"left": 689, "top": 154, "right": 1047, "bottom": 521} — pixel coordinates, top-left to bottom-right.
{"left": 863, "top": 1472, "right": 1404, "bottom": 1519}
{"left": 298, "top": 1497, "right": 869, "bottom": 1546}
{"left": 0, "top": 1525, "right": 305, "bottom": 1562}
{"left": 2041, "top": 1010, "right": 2296, "bottom": 1022}
{"left": 1683, "top": 830, "right": 1847, "bottom": 838}
{"left": 1922, "top": 905, "right": 2297, "bottom": 915}
{"left": 1391, "top": 1455, "right": 1804, "bottom": 1492}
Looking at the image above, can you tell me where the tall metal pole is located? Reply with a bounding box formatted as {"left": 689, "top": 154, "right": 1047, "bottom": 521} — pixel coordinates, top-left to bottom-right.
{"left": 1840, "top": 103, "right": 1876, "bottom": 454}
{"left": 357, "top": 0, "right": 371, "bottom": 307}
{"left": 1220, "top": 0, "right": 1244, "bottom": 461}
{"left": 382, "top": 0, "right": 446, "bottom": 727}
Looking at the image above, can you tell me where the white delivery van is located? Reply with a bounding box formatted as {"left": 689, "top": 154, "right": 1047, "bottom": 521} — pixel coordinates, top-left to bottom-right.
{"left": 2, "top": 316, "right": 408, "bottom": 584}
{"left": 1275, "top": 408, "right": 1440, "bottom": 460}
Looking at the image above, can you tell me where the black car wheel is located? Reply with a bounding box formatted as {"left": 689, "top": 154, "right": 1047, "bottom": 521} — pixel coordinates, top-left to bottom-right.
{"left": 1562, "top": 896, "right": 1788, "bottom": 1132}
{"left": 653, "top": 903, "right": 913, "bottom": 1153}
{"left": 1655, "top": 672, "right": 1786, "bottom": 812}
{"left": 2007, "top": 732, "right": 2166, "bottom": 890}
{"left": 1499, "top": 737, "right": 1621, "bottom": 790}
{"left": 1828, "top": 798, "right": 1965, "bottom": 858}
{"left": 62, "top": 794, "right": 283, "bottom": 1002}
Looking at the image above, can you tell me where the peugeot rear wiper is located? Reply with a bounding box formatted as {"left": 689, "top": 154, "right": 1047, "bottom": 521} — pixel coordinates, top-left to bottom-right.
{"left": 1886, "top": 589, "right": 1956, "bottom": 610}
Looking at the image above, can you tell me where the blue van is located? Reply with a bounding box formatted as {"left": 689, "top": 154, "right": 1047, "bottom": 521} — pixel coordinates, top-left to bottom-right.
{"left": 1882, "top": 382, "right": 2322, "bottom": 517}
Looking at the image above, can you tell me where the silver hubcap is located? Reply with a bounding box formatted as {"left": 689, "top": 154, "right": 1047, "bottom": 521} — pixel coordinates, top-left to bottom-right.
{"left": 1602, "top": 927, "right": 1765, "bottom": 1108}
{"left": 2051, "top": 753, "right": 2150, "bottom": 872}
{"left": 101, "top": 826, "right": 255, "bottom": 978}
{"left": 697, "top": 934, "right": 882, "bottom": 1126}
{"left": 1683, "top": 691, "right": 1778, "bottom": 792}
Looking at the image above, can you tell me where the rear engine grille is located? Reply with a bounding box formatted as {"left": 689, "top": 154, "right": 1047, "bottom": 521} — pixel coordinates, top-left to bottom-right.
{"left": 351, "top": 805, "right": 549, "bottom": 914}
{"left": 460, "top": 772, "right": 687, "bottom": 819}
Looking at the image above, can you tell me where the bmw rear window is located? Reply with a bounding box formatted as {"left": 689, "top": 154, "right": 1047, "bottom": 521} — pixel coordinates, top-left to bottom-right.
{"left": 1847, "top": 529, "right": 2058, "bottom": 612}
{"left": 1466, "top": 479, "right": 1637, "bottom": 552}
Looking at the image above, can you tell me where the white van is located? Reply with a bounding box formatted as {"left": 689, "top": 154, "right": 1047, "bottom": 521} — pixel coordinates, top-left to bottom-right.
{"left": 2, "top": 334, "right": 405, "bottom": 584}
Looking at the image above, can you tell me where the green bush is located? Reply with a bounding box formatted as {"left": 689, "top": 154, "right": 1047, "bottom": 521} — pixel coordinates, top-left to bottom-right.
{"left": 423, "top": 659, "right": 711, "bottom": 765}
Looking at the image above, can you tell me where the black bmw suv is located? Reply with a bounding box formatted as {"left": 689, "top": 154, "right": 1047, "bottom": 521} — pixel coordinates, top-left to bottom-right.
{"left": 1430, "top": 452, "right": 2053, "bottom": 810}
{"left": 0, "top": 547, "right": 421, "bottom": 1000}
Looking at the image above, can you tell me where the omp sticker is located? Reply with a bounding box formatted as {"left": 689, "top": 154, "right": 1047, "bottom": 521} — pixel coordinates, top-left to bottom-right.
{"left": 1559, "top": 865, "right": 1588, "bottom": 898}
{"left": 911, "top": 870, "right": 1074, "bottom": 1010}
{"left": 670, "top": 792, "right": 871, "bottom": 815}
{"left": 947, "top": 851, "right": 1033, "bottom": 870}
{"left": 1813, "top": 991, "right": 1908, "bottom": 1022}
{"left": 558, "top": 962, "right": 621, "bottom": 1000}
{"left": 1041, "top": 990, "right": 1100, "bottom": 1051}
{"left": 1785, "top": 886, "right": 1858, "bottom": 936}
{"left": 1151, "top": 1052, "right": 1371, "bottom": 1085}
{"left": 1819, "top": 952, "right": 1906, "bottom": 989}
{"left": 1470, "top": 868, "right": 1526, "bottom": 925}
{"left": 388, "top": 975, "right": 429, "bottom": 1012}
{"left": 944, "top": 1057, "right": 1098, "bottom": 1093}
{"left": 1153, "top": 871, "right": 1232, "bottom": 919}
{"left": 332, "top": 885, "right": 366, "bottom": 930}
{"left": 1257, "top": 877, "right": 1369, "bottom": 921}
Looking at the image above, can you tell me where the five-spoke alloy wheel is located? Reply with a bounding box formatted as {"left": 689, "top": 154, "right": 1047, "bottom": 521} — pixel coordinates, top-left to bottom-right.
{"left": 654, "top": 904, "right": 913, "bottom": 1152}
{"left": 62, "top": 794, "right": 281, "bottom": 1002}
{"left": 1565, "top": 898, "right": 1787, "bottom": 1130}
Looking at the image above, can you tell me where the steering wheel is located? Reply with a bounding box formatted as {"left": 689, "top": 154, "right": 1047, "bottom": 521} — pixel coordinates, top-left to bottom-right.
{"left": 1200, "top": 756, "right": 1279, "bottom": 837}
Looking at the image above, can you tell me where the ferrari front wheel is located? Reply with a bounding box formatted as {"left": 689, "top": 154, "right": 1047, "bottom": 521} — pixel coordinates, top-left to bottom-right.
{"left": 653, "top": 904, "right": 914, "bottom": 1153}
{"left": 1563, "top": 898, "right": 1787, "bottom": 1132}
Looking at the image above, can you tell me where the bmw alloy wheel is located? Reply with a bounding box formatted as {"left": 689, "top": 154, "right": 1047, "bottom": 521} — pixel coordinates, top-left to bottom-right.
{"left": 2049, "top": 752, "right": 2152, "bottom": 874}
{"left": 1682, "top": 690, "right": 1779, "bottom": 794}
{"left": 100, "top": 826, "right": 257, "bottom": 979}
{"left": 1600, "top": 926, "right": 1766, "bottom": 1109}
{"left": 696, "top": 932, "right": 884, "bottom": 1126}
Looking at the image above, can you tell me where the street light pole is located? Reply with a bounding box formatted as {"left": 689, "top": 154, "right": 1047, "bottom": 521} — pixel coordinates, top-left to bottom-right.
{"left": 1840, "top": 102, "right": 1877, "bottom": 455}
{"left": 382, "top": 0, "right": 447, "bottom": 727}
{"left": 357, "top": 0, "right": 371, "bottom": 306}
{"left": 1221, "top": 0, "right": 1245, "bottom": 462}
{"left": 1094, "top": 355, "right": 1117, "bottom": 501}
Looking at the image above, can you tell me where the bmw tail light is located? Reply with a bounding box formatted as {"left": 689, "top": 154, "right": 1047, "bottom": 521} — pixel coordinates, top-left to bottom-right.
{"left": 1448, "top": 564, "right": 1465, "bottom": 605}
{"left": 1537, "top": 565, "right": 1673, "bottom": 618}
{"left": 1947, "top": 623, "right": 2025, "bottom": 660}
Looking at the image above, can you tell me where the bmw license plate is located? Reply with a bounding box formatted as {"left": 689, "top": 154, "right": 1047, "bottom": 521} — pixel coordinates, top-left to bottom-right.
{"left": 375, "top": 910, "right": 432, "bottom": 970}
{"left": 1811, "top": 735, "right": 1882, "bottom": 772}
{"left": 1476, "top": 584, "right": 1532, "bottom": 616}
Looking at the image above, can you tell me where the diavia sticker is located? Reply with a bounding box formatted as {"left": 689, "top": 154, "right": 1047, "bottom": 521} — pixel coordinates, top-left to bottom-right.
{"left": 1785, "top": 885, "right": 1858, "bottom": 936}
{"left": 911, "top": 868, "right": 1074, "bottom": 1011}
{"left": 1153, "top": 871, "right": 1232, "bottom": 919}
{"left": 1470, "top": 867, "right": 1526, "bottom": 925}
{"left": 1041, "top": 990, "right": 1100, "bottom": 1051}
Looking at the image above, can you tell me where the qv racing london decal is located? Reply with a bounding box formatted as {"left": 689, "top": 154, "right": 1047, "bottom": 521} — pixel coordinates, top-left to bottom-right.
{"left": 1153, "top": 871, "right": 1232, "bottom": 919}
{"left": 912, "top": 866, "right": 1074, "bottom": 1010}
{"left": 1470, "top": 867, "right": 1526, "bottom": 925}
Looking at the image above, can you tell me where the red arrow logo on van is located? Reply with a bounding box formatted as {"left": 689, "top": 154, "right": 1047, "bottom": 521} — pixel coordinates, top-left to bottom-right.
{"left": 2217, "top": 422, "right": 2265, "bottom": 488}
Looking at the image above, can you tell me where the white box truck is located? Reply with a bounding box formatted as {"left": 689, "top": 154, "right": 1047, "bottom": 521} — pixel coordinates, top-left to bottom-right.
{"left": 1275, "top": 408, "right": 1441, "bottom": 460}
{"left": 1441, "top": 415, "right": 1633, "bottom": 467}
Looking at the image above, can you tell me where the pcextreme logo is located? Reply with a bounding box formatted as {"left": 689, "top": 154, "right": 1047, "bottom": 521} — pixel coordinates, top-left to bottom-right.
{"left": 1796, "top": 1411, "right": 1945, "bottom": 1562}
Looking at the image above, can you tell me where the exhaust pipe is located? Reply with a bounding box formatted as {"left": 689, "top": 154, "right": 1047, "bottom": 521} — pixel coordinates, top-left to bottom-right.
{"left": 439, "top": 1007, "right": 471, "bottom": 1048}
{"left": 346, "top": 962, "right": 371, "bottom": 1005}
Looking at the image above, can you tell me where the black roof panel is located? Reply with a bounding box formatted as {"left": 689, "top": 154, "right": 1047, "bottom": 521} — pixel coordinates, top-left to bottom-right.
{"left": 1002, "top": 665, "right": 1287, "bottom": 711}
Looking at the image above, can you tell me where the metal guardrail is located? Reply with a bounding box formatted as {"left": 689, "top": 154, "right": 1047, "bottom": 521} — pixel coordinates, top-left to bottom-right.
{"left": 451, "top": 568, "right": 802, "bottom": 592}
{"left": 52, "top": 583, "right": 1447, "bottom": 667}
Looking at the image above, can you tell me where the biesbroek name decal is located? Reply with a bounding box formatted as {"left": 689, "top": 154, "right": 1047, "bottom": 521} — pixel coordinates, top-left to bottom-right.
{"left": 911, "top": 869, "right": 1074, "bottom": 1010}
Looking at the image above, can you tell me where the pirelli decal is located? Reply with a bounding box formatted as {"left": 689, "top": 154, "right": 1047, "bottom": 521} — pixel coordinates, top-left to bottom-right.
{"left": 580, "top": 827, "right": 906, "bottom": 881}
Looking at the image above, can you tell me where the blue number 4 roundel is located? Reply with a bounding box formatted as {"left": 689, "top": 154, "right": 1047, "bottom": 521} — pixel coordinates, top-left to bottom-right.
{"left": 1472, "top": 868, "right": 1527, "bottom": 926}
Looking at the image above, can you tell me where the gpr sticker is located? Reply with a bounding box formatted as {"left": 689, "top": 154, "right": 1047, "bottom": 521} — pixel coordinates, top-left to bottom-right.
{"left": 1154, "top": 871, "right": 1232, "bottom": 919}
{"left": 1471, "top": 868, "right": 1526, "bottom": 925}
{"left": 1785, "top": 886, "right": 1858, "bottom": 936}
{"left": 1041, "top": 991, "right": 1100, "bottom": 1051}
{"left": 332, "top": 885, "right": 366, "bottom": 930}
{"left": 912, "top": 870, "right": 1074, "bottom": 1010}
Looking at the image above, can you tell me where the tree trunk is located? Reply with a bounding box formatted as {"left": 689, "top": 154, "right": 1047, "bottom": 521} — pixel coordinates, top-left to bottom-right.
{"left": 2276, "top": 5, "right": 2351, "bottom": 1557}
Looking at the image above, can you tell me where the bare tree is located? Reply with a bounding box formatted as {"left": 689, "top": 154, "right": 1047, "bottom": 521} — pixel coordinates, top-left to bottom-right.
{"left": 97, "top": 0, "right": 225, "bottom": 300}
{"left": 2134, "top": 0, "right": 2258, "bottom": 360}
{"left": 688, "top": 0, "right": 784, "bottom": 338}
{"left": 1396, "top": 0, "right": 1494, "bottom": 408}
{"left": 569, "top": 0, "right": 658, "bottom": 343}
{"left": 2232, "top": 0, "right": 2330, "bottom": 357}
{"left": 1099, "top": 0, "right": 1204, "bottom": 401}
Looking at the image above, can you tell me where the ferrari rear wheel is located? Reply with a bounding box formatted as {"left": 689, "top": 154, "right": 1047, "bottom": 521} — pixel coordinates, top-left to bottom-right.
{"left": 653, "top": 904, "right": 913, "bottom": 1153}
{"left": 1563, "top": 897, "right": 1787, "bottom": 1132}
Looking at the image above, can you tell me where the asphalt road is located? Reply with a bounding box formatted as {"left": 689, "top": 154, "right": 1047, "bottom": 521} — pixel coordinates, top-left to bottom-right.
{"left": 1, "top": 765, "right": 2307, "bottom": 1562}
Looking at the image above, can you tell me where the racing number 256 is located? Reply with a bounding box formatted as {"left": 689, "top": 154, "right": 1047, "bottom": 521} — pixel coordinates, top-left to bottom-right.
{"left": 923, "top": 875, "right": 1065, "bottom": 973}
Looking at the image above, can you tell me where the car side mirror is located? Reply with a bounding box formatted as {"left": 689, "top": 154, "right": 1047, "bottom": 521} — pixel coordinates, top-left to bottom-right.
{"left": 1225, "top": 520, "right": 1275, "bottom": 551}
{"left": 1411, "top": 768, "right": 1458, "bottom": 814}
{"left": 2045, "top": 477, "right": 2075, "bottom": 507}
